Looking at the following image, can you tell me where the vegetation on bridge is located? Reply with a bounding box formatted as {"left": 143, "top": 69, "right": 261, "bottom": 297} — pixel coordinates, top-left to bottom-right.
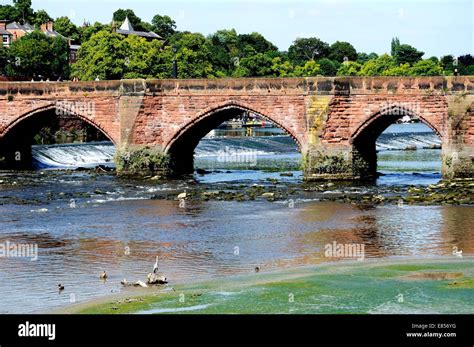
{"left": 1, "top": 0, "right": 473, "bottom": 80}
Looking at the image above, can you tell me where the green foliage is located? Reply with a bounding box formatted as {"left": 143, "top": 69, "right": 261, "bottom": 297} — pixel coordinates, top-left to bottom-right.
{"left": 5, "top": 31, "right": 69, "bottom": 79}
{"left": 12, "top": 0, "right": 34, "bottom": 23}
{"left": 0, "top": 0, "right": 50, "bottom": 25}
{"left": 329, "top": 41, "right": 357, "bottom": 63}
{"left": 293, "top": 60, "right": 321, "bottom": 77}
{"left": 233, "top": 52, "right": 274, "bottom": 77}
{"left": 0, "top": 4, "right": 18, "bottom": 20}
{"left": 358, "top": 54, "right": 395, "bottom": 76}
{"left": 54, "top": 16, "right": 81, "bottom": 42}
{"left": 357, "top": 52, "right": 378, "bottom": 64}
{"left": 409, "top": 59, "right": 442, "bottom": 76}
{"left": 71, "top": 30, "right": 128, "bottom": 80}
{"left": 270, "top": 57, "right": 294, "bottom": 77}
{"left": 115, "top": 146, "right": 170, "bottom": 176}
{"left": 112, "top": 8, "right": 145, "bottom": 31}
{"left": 79, "top": 22, "right": 111, "bottom": 43}
{"left": 318, "top": 58, "right": 338, "bottom": 76}
{"left": 236, "top": 32, "right": 278, "bottom": 58}
{"left": 394, "top": 44, "right": 424, "bottom": 65}
{"left": 0, "top": 47, "right": 8, "bottom": 75}
{"left": 336, "top": 61, "right": 362, "bottom": 76}
{"left": 288, "top": 37, "right": 330, "bottom": 65}
{"left": 170, "top": 32, "right": 214, "bottom": 78}
{"left": 151, "top": 14, "right": 176, "bottom": 38}
{"left": 390, "top": 37, "right": 400, "bottom": 57}
{"left": 33, "top": 9, "right": 51, "bottom": 26}
{"left": 381, "top": 63, "right": 411, "bottom": 76}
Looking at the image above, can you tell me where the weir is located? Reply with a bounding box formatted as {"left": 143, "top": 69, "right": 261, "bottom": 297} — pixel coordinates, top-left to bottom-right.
{"left": 0, "top": 77, "right": 472, "bottom": 180}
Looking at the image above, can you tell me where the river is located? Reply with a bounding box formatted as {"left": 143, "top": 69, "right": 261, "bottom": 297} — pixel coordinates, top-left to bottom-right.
{"left": 0, "top": 123, "right": 472, "bottom": 314}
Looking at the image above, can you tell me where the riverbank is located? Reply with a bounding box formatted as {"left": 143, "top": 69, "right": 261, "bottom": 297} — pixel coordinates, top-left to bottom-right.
{"left": 56, "top": 257, "right": 474, "bottom": 314}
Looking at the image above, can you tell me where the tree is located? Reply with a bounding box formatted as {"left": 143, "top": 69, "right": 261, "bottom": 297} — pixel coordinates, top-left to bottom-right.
{"left": 270, "top": 57, "right": 294, "bottom": 77}
{"left": 358, "top": 54, "right": 396, "bottom": 76}
{"left": 440, "top": 54, "right": 455, "bottom": 74}
{"left": 170, "top": 32, "right": 214, "bottom": 78}
{"left": 390, "top": 37, "right": 400, "bottom": 57}
{"left": 381, "top": 63, "right": 411, "bottom": 76}
{"left": 357, "top": 52, "right": 378, "bottom": 64}
{"left": 336, "top": 61, "right": 361, "bottom": 76}
{"left": 329, "top": 41, "right": 357, "bottom": 63}
{"left": 79, "top": 22, "right": 111, "bottom": 43}
{"left": 71, "top": 30, "right": 128, "bottom": 80}
{"left": 288, "top": 37, "right": 330, "bottom": 65}
{"left": 458, "top": 54, "right": 474, "bottom": 66}
{"left": 0, "top": 47, "right": 9, "bottom": 75}
{"left": 233, "top": 52, "right": 274, "bottom": 77}
{"left": 33, "top": 9, "right": 52, "bottom": 26}
{"left": 112, "top": 8, "right": 146, "bottom": 31}
{"left": 5, "top": 31, "right": 69, "bottom": 79}
{"left": 409, "top": 59, "right": 442, "bottom": 76}
{"left": 457, "top": 54, "right": 474, "bottom": 75}
{"left": 318, "top": 58, "right": 338, "bottom": 76}
{"left": 0, "top": 5, "right": 18, "bottom": 20}
{"left": 394, "top": 43, "right": 424, "bottom": 65}
{"left": 54, "top": 16, "right": 81, "bottom": 42}
{"left": 293, "top": 60, "right": 321, "bottom": 77}
{"left": 122, "top": 35, "right": 165, "bottom": 79}
{"left": 151, "top": 14, "right": 176, "bottom": 38}
{"left": 13, "top": 0, "right": 34, "bottom": 23}
{"left": 208, "top": 29, "right": 240, "bottom": 75}
{"left": 236, "top": 32, "right": 278, "bottom": 58}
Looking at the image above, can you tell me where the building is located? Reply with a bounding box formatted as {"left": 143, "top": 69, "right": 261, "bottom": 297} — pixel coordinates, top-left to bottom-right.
{"left": 115, "top": 16, "right": 163, "bottom": 41}
{"left": 0, "top": 20, "right": 80, "bottom": 64}
{"left": 0, "top": 20, "right": 14, "bottom": 47}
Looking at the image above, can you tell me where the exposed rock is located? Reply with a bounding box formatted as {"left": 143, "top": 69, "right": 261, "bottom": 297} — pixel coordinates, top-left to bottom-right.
{"left": 147, "top": 273, "right": 168, "bottom": 285}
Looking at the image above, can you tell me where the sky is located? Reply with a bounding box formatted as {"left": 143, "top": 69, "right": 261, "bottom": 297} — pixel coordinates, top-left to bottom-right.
{"left": 1, "top": 0, "right": 472, "bottom": 57}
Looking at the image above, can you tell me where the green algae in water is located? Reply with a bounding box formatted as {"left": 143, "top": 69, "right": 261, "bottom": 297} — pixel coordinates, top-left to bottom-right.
{"left": 77, "top": 259, "right": 474, "bottom": 314}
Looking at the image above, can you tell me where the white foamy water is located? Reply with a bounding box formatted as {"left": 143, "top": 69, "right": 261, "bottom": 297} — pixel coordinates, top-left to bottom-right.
{"left": 30, "top": 124, "right": 440, "bottom": 169}
{"left": 32, "top": 141, "right": 115, "bottom": 168}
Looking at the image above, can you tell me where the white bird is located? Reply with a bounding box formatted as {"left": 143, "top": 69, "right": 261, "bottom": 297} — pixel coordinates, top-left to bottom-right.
{"left": 452, "top": 246, "right": 463, "bottom": 258}
{"left": 69, "top": 199, "right": 76, "bottom": 208}
{"left": 153, "top": 256, "right": 159, "bottom": 274}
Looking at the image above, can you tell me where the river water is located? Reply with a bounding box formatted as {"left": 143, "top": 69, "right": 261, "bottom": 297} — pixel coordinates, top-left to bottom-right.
{"left": 0, "top": 123, "right": 472, "bottom": 313}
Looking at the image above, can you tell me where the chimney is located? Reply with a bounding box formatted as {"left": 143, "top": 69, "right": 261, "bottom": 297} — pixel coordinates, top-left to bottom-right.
{"left": 40, "top": 23, "right": 47, "bottom": 32}
{"left": 47, "top": 21, "right": 53, "bottom": 31}
{"left": 0, "top": 22, "right": 6, "bottom": 30}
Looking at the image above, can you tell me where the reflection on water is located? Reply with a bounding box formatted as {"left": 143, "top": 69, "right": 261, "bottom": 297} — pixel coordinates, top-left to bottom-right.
{"left": 0, "top": 198, "right": 472, "bottom": 313}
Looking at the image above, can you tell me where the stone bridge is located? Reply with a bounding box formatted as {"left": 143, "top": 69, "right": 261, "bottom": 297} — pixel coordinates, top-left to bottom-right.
{"left": 0, "top": 76, "right": 473, "bottom": 180}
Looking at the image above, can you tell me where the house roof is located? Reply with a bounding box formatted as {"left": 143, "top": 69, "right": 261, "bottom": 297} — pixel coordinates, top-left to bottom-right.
{"left": 0, "top": 29, "right": 12, "bottom": 35}
{"left": 116, "top": 16, "right": 163, "bottom": 40}
{"left": 116, "top": 29, "right": 162, "bottom": 39}
{"left": 119, "top": 16, "right": 134, "bottom": 31}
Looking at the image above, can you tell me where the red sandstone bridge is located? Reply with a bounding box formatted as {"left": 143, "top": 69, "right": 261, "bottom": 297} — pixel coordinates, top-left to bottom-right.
{"left": 0, "top": 77, "right": 473, "bottom": 179}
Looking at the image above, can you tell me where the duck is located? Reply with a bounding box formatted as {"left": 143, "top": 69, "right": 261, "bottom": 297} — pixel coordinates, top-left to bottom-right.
{"left": 255, "top": 266, "right": 260, "bottom": 273}
{"left": 69, "top": 199, "right": 76, "bottom": 208}
{"left": 58, "top": 284, "right": 65, "bottom": 291}
{"left": 99, "top": 271, "right": 108, "bottom": 280}
{"left": 452, "top": 246, "right": 463, "bottom": 258}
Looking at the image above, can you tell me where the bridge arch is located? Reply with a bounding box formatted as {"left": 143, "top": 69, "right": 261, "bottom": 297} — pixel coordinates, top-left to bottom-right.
{"left": 350, "top": 104, "right": 443, "bottom": 178}
{"left": 0, "top": 102, "right": 116, "bottom": 169}
{"left": 164, "top": 101, "right": 302, "bottom": 174}
{"left": 0, "top": 103, "right": 117, "bottom": 144}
